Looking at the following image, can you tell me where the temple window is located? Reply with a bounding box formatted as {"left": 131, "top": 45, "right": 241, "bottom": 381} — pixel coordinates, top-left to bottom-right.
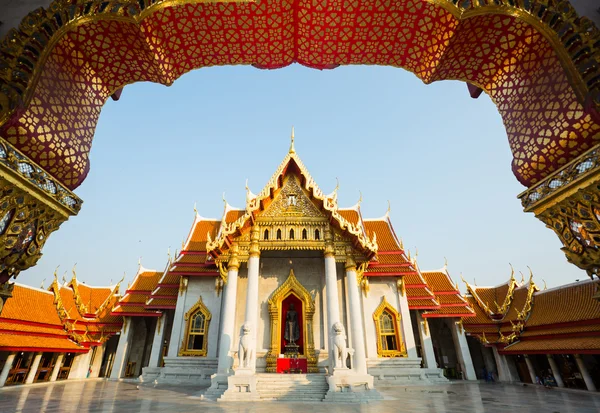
{"left": 264, "top": 229, "right": 269, "bottom": 240}
{"left": 290, "top": 229, "right": 295, "bottom": 240}
{"left": 179, "top": 297, "right": 212, "bottom": 356}
{"left": 315, "top": 229, "right": 320, "bottom": 240}
{"left": 277, "top": 229, "right": 282, "bottom": 240}
{"left": 302, "top": 228, "right": 307, "bottom": 240}
{"left": 373, "top": 297, "right": 405, "bottom": 357}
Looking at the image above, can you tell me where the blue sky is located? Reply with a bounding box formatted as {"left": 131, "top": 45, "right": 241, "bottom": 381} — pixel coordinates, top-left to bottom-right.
{"left": 21, "top": 64, "right": 583, "bottom": 290}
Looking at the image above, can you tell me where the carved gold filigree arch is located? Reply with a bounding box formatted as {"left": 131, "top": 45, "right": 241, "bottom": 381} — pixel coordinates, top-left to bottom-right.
{"left": 373, "top": 296, "right": 406, "bottom": 358}
{"left": 265, "top": 269, "right": 318, "bottom": 373}
{"left": 179, "top": 296, "right": 212, "bottom": 357}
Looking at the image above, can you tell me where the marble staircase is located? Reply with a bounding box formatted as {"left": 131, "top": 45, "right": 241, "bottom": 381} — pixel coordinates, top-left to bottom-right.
{"left": 254, "top": 374, "right": 328, "bottom": 402}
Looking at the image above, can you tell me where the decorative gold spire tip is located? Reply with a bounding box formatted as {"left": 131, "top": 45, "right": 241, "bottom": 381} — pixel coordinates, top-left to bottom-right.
{"left": 193, "top": 202, "right": 197, "bottom": 214}
{"left": 386, "top": 200, "right": 391, "bottom": 217}
{"left": 289, "top": 126, "right": 295, "bottom": 153}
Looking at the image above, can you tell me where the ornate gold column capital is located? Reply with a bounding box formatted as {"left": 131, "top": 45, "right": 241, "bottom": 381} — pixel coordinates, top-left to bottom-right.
{"left": 249, "top": 226, "right": 260, "bottom": 257}
{"left": 324, "top": 227, "right": 334, "bottom": 258}
{"left": 228, "top": 243, "right": 240, "bottom": 271}
{"left": 345, "top": 246, "right": 356, "bottom": 271}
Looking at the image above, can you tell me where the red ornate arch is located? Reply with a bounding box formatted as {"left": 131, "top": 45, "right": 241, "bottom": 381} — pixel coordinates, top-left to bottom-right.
{"left": 0, "top": 0, "right": 598, "bottom": 189}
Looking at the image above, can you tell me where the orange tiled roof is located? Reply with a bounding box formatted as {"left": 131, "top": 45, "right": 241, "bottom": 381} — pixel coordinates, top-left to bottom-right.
{"left": 526, "top": 280, "right": 600, "bottom": 327}
{"left": 423, "top": 306, "right": 475, "bottom": 317}
{"left": 364, "top": 219, "right": 401, "bottom": 252}
{"left": 338, "top": 209, "right": 360, "bottom": 226}
{"left": 1, "top": 284, "right": 64, "bottom": 327}
{"left": 502, "top": 336, "right": 600, "bottom": 353}
{"left": 0, "top": 284, "right": 88, "bottom": 352}
{"left": 184, "top": 217, "right": 221, "bottom": 252}
{"left": 0, "top": 333, "right": 83, "bottom": 351}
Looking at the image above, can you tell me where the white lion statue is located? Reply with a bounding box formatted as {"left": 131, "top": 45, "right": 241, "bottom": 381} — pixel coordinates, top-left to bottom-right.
{"left": 331, "top": 322, "right": 350, "bottom": 369}
{"left": 238, "top": 323, "right": 254, "bottom": 368}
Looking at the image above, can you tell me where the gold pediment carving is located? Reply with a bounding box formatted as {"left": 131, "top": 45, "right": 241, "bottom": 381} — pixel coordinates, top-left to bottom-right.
{"left": 259, "top": 174, "right": 325, "bottom": 219}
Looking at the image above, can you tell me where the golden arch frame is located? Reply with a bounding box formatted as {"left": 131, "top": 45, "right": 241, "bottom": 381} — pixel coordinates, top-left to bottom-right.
{"left": 373, "top": 296, "right": 407, "bottom": 358}
{"left": 179, "top": 296, "right": 212, "bottom": 357}
{"left": 265, "top": 269, "right": 318, "bottom": 373}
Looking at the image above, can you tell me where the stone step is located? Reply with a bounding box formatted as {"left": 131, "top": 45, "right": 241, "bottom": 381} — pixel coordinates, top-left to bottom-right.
{"left": 255, "top": 373, "right": 328, "bottom": 402}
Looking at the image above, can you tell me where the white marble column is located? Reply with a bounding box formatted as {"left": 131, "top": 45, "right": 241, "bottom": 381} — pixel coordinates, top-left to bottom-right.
{"left": 242, "top": 228, "right": 260, "bottom": 372}
{"left": 49, "top": 354, "right": 64, "bottom": 382}
{"left": 397, "top": 284, "right": 418, "bottom": 358}
{"left": 345, "top": 251, "right": 367, "bottom": 374}
{"left": 25, "top": 353, "right": 42, "bottom": 384}
{"left": 575, "top": 354, "right": 597, "bottom": 391}
{"left": 449, "top": 319, "right": 477, "bottom": 380}
{"left": 492, "top": 347, "right": 518, "bottom": 382}
{"left": 0, "top": 353, "right": 15, "bottom": 387}
{"left": 148, "top": 313, "right": 168, "bottom": 368}
{"left": 546, "top": 355, "right": 565, "bottom": 387}
{"left": 217, "top": 245, "right": 240, "bottom": 374}
{"left": 168, "top": 277, "right": 188, "bottom": 357}
{"left": 524, "top": 355, "right": 537, "bottom": 384}
{"left": 89, "top": 345, "right": 105, "bottom": 378}
{"left": 110, "top": 316, "right": 134, "bottom": 379}
{"left": 416, "top": 311, "right": 437, "bottom": 369}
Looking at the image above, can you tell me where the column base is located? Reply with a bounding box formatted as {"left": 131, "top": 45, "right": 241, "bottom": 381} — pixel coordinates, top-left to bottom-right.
{"left": 324, "top": 370, "right": 382, "bottom": 403}
{"left": 218, "top": 373, "right": 261, "bottom": 402}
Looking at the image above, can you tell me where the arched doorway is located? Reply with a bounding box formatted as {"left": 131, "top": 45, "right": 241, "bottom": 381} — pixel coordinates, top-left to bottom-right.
{"left": 266, "top": 269, "right": 318, "bottom": 373}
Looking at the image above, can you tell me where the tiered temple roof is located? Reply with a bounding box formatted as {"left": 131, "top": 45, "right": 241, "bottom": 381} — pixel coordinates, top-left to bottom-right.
{"left": 461, "top": 270, "right": 600, "bottom": 354}
{"left": 500, "top": 280, "right": 600, "bottom": 354}
{"left": 111, "top": 265, "right": 163, "bottom": 317}
{"left": 0, "top": 284, "right": 84, "bottom": 353}
{"left": 150, "top": 144, "right": 468, "bottom": 322}
{"left": 0, "top": 272, "right": 124, "bottom": 353}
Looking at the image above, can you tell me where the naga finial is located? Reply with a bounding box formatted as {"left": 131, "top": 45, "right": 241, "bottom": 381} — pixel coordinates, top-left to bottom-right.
{"left": 386, "top": 200, "right": 391, "bottom": 217}
{"left": 444, "top": 257, "right": 448, "bottom": 269}
{"left": 40, "top": 278, "right": 46, "bottom": 289}
{"left": 509, "top": 263, "right": 515, "bottom": 280}
{"left": 542, "top": 279, "right": 547, "bottom": 290}
{"left": 289, "top": 126, "right": 295, "bottom": 154}
{"left": 357, "top": 190, "right": 363, "bottom": 207}
{"left": 222, "top": 192, "right": 227, "bottom": 207}
{"left": 193, "top": 202, "right": 197, "bottom": 214}
{"left": 53, "top": 265, "right": 60, "bottom": 279}
{"left": 71, "top": 263, "right": 77, "bottom": 281}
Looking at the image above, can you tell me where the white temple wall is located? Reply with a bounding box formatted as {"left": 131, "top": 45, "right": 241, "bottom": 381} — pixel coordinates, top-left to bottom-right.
{"left": 231, "top": 252, "right": 329, "bottom": 367}
{"left": 362, "top": 278, "right": 402, "bottom": 359}
{"left": 179, "top": 277, "right": 223, "bottom": 358}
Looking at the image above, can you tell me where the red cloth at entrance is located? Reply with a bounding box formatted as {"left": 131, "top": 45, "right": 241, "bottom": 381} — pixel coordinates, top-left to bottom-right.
{"left": 281, "top": 294, "right": 304, "bottom": 354}
{"left": 276, "top": 358, "right": 308, "bottom": 374}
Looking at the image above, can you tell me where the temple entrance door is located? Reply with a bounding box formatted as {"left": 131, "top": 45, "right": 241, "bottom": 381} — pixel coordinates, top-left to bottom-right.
{"left": 266, "top": 269, "right": 318, "bottom": 373}
{"left": 281, "top": 293, "right": 304, "bottom": 356}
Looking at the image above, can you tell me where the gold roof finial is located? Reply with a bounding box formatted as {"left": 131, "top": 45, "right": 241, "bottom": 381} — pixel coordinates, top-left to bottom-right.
{"left": 40, "top": 278, "right": 45, "bottom": 289}
{"left": 509, "top": 263, "right": 515, "bottom": 280}
{"left": 138, "top": 257, "right": 142, "bottom": 270}
{"left": 289, "top": 126, "right": 295, "bottom": 154}
{"left": 519, "top": 271, "right": 525, "bottom": 284}
{"left": 527, "top": 266, "right": 534, "bottom": 283}
{"left": 542, "top": 279, "right": 547, "bottom": 290}
{"left": 62, "top": 271, "right": 67, "bottom": 284}
{"left": 167, "top": 246, "right": 171, "bottom": 261}
{"left": 399, "top": 237, "right": 404, "bottom": 249}
{"left": 53, "top": 265, "right": 60, "bottom": 280}
{"left": 444, "top": 257, "right": 448, "bottom": 270}
{"left": 222, "top": 192, "right": 227, "bottom": 207}
{"left": 193, "top": 202, "right": 197, "bottom": 214}
{"left": 386, "top": 200, "right": 391, "bottom": 218}
{"left": 71, "top": 263, "right": 77, "bottom": 281}
{"left": 357, "top": 190, "right": 363, "bottom": 207}
{"left": 407, "top": 249, "right": 411, "bottom": 260}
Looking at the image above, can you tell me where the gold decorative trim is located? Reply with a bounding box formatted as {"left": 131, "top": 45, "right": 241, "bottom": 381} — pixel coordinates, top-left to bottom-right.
{"left": 265, "top": 269, "right": 318, "bottom": 373}
{"left": 373, "top": 297, "right": 406, "bottom": 358}
{"left": 179, "top": 296, "right": 211, "bottom": 357}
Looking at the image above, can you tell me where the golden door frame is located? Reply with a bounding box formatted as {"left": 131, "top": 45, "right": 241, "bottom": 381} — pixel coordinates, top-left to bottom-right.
{"left": 266, "top": 269, "right": 318, "bottom": 373}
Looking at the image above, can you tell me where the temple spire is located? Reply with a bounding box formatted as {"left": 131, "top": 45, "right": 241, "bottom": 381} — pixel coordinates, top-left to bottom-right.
{"left": 289, "top": 126, "right": 295, "bottom": 154}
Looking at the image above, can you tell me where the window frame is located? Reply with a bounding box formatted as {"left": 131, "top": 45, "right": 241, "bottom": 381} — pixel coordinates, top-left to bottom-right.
{"left": 179, "top": 297, "right": 212, "bottom": 357}
{"left": 372, "top": 296, "right": 406, "bottom": 357}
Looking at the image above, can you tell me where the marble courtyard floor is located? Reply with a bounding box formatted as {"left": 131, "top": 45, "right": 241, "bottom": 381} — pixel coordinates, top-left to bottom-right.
{"left": 1, "top": 380, "right": 600, "bottom": 413}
